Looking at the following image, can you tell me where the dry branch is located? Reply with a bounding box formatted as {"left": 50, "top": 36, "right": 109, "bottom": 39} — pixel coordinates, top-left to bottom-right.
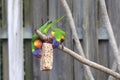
{"left": 99, "top": 0, "right": 120, "bottom": 74}
{"left": 60, "top": 0, "right": 94, "bottom": 80}
{"left": 108, "top": 47, "right": 120, "bottom": 80}
{"left": 35, "top": 30, "right": 120, "bottom": 79}
{"left": 108, "top": 61, "right": 117, "bottom": 80}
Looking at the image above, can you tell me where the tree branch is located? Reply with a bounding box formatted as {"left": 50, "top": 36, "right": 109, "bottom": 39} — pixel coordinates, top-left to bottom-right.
{"left": 108, "top": 61, "right": 117, "bottom": 80}
{"left": 60, "top": 0, "right": 94, "bottom": 79}
{"left": 35, "top": 30, "right": 120, "bottom": 79}
{"left": 99, "top": 0, "right": 120, "bottom": 74}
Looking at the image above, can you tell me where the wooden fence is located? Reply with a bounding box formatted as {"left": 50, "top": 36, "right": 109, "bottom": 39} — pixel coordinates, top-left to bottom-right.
{"left": 0, "top": 0, "right": 120, "bottom": 80}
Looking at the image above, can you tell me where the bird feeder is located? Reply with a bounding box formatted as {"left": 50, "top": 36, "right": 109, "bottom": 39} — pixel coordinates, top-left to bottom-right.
{"left": 40, "top": 42, "right": 53, "bottom": 71}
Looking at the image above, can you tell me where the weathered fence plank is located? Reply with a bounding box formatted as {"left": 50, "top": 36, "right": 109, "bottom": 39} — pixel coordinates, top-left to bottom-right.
{"left": 2, "top": 40, "right": 8, "bottom": 80}
{"left": 73, "top": 1, "right": 83, "bottom": 80}
{"left": 24, "top": 40, "right": 33, "bottom": 80}
{"left": 23, "top": 0, "right": 31, "bottom": 27}
{"left": 1, "top": 0, "right": 8, "bottom": 80}
{"left": 0, "top": 0, "right": 2, "bottom": 79}
{"left": 73, "top": 0, "right": 85, "bottom": 80}
{"left": 97, "top": 41, "right": 109, "bottom": 80}
{"left": 8, "top": 0, "right": 24, "bottom": 80}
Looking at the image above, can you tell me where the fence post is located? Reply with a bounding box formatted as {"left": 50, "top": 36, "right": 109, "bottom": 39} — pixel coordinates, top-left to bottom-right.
{"left": 8, "top": 0, "right": 23, "bottom": 80}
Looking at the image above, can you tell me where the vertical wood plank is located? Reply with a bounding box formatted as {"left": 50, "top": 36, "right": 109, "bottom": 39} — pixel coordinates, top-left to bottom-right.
{"left": 23, "top": 0, "right": 31, "bottom": 27}
{"left": 2, "top": 40, "right": 9, "bottom": 80}
{"left": 0, "top": 0, "right": 2, "bottom": 79}
{"left": 86, "top": 0, "right": 98, "bottom": 79}
{"left": 1, "top": 0, "right": 8, "bottom": 80}
{"left": 31, "top": 0, "right": 48, "bottom": 28}
{"left": 2, "top": 0, "right": 7, "bottom": 30}
{"left": 49, "top": 0, "right": 57, "bottom": 20}
{"left": 0, "top": 0, "right": 1, "bottom": 27}
{"left": 72, "top": 0, "right": 84, "bottom": 80}
{"left": 8, "top": 0, "right": 24, "bottom": 80}
{"left": 73, "top": 40, "right": 84, "bottom": 80}
{"left": 97, "top": 40, "right": 109, "bottom": 80}
{"left": 31, "top": 0, "right": 42, "bottom": 28}
{"left": 94, "top": 0, "right": 101, "bottom": 80}
{"left": 24, "top": 40, "right": 33, "bottom": 80}
{"left": 23, "top": 0, "right": 33, "bottom": 79}
{"left": 82, "top": 0, "right": 95, "bottom": 79}
{"left": 0, "top": 41, "right": 2, "bottom": 80}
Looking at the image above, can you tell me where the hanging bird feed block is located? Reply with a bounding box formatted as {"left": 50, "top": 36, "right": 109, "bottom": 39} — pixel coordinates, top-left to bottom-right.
{"left": 40, "top": 42, "right": 53, "bottom": 71}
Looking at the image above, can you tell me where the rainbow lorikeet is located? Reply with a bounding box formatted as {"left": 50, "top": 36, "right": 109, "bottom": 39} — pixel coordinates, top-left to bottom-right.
{"left": 32, "top": 15, "right": 65, "bottom": 57}
{"left": 51, "top": 28, "right": 66, "bottom": 48}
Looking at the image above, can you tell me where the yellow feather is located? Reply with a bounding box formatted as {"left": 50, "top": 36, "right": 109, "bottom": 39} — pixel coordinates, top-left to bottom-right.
{"left": 51, "top": 31, "right": 55, "bottom": 37}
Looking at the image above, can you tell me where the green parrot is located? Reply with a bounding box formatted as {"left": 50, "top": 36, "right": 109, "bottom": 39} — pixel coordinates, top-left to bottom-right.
{"left": 51, "top": 28, "right": 66, "bottom": 48}
{"left": 32, "top": 15, "right": 65, "bottom": 53}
